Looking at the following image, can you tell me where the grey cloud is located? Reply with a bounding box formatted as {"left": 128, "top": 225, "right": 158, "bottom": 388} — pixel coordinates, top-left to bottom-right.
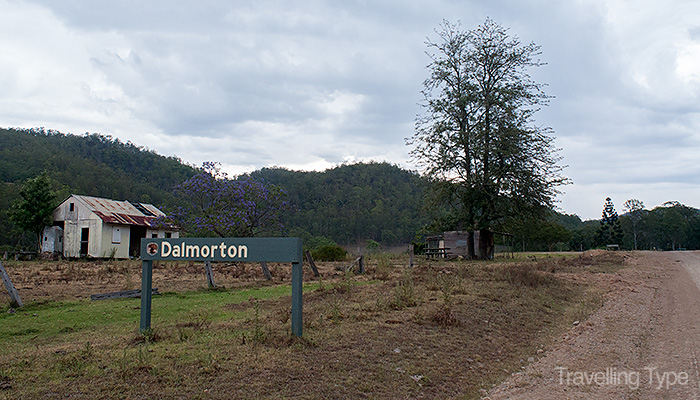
{"left": 5, "top": 0, "right": 700, "bottom": 219}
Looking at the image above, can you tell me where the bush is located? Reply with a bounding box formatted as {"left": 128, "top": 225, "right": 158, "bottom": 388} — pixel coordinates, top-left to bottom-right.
{"left": 288, "top": 229, "right": 337, "bottom": 252}
{"left": 311, "top": 244, "right": 347, "bottom": 262}
{"left": 366, "top": 240, "right": 380, "bottom": 251}
{"left": 391, "top": 269, "right": 419, "bottom": 309}
{"left": 492, "top": 263, "right": 556, "bottom": 287}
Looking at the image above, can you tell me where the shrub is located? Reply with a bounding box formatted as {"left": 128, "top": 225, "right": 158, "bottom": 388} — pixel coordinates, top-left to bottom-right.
{"left": 391, "top": 269, "right": 419, "bottom": 309}
{"left": 430, "top": 304, "right": 461, "bottom": 327}
{"left": 289, "top": 229, "right": 337, "bottom": 252}
{"left": 312, "top": 244, "right": 347, "bottom": 261}
{"left": 371, "top": 252, "right": 392, "bottom": 280}
{"left": 493, "top": 263, "right": 556, "bottom": 287}
{"left": 366, "top": 240, "right": 380, "bottom": 251}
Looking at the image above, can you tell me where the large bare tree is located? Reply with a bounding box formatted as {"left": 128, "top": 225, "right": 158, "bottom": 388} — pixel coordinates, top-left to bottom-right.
{"left": 408, "top": 19, "right": 568, "bottom": 259}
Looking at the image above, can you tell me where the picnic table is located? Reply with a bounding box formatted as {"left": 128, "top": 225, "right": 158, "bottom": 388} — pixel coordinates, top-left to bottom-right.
{"left": 424, "top": 248, "right": 450, "bottom": 258}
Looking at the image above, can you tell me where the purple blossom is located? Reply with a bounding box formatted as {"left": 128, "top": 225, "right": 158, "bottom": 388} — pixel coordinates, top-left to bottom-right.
{"left": 170, "top": 162, "right": 292, "bottom": 237}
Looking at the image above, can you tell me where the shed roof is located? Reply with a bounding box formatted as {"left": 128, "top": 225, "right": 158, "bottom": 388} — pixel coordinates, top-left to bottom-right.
{"left": 70, "top": 195, "right": 167, "bottom": 228}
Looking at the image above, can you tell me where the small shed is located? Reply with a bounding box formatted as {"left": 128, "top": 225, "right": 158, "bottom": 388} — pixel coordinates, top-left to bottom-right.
{"left": 425, "top": 230, "right": 495, "bottom": 260}
{"left": 50, "top": 194, "right": 179, "bottom": 259}
{"left": 41, "top": 226, "right": 64, "bottom": 255}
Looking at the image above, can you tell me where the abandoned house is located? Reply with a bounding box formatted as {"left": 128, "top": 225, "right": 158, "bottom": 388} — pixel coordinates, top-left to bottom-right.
{"left": 42, "top": 194, "right": 179, "bottom": 259}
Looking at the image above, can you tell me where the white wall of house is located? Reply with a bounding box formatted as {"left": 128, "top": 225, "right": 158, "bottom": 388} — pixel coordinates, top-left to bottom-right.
{"left": 99, "top": 224, "right": 131, "bottom": 259}
{"left": 54, "top": 197, "right": 103, "bottom": 258}
{"left": 41, "top": 226, "right": 63, "bottom": 254}
{"left": 145, "top": 228, "right": 180, "bottom": 239}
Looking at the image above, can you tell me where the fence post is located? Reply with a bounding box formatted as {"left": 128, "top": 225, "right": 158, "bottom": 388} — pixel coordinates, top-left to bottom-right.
{"left": 304, "top": 250, "right": 320, "bottom": 277}
{"left": 0, "top": 261, "right": 22, "bottom": 307}
{"left": 204, "top": 260, "right": 216, "bottom": 288}
{"left": 409, "top": 244, "right": 414, "bottom": 268}
{"left": 260, "top": 262, "right": 272, "bottom": 280}
{"left": 291, "top": 261, "right": 303, "bottom": 337}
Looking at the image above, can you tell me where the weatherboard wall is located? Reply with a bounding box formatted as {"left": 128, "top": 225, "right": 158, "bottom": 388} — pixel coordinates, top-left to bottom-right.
{"left": 99, "top": 224, "right": 129, "bottom": 259}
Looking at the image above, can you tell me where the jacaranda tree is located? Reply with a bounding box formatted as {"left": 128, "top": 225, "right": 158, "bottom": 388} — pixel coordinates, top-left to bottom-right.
{"left": 166, "top": 162, "right": 291, "bottom": 238}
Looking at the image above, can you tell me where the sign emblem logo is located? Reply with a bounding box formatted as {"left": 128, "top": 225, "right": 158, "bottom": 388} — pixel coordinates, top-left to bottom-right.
{"left": 146, "top": 242, "right": 159, "bottom": 256}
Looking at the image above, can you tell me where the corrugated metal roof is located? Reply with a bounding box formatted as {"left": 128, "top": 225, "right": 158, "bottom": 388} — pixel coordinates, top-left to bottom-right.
{"left": 73, "top": 195, "right": 166, "bottom": 227}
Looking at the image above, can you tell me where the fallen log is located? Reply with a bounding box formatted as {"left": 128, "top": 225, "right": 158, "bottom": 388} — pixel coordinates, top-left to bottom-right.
{"left": 90, "top": 288, "right": 159, "bottom": 301}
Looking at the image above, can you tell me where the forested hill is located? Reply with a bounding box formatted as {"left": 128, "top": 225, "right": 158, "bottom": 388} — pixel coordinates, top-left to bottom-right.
{"left": 251, "top": 163, "right": 429, "bottom": 246}
{"left": 0, "top": 128, "right": 428, "bottom": 249}
{"left": 0, "top": 127, "right": 198, "bottom": 249}
{"left": 0, "top": 127, "right": 197, "bottom": 206}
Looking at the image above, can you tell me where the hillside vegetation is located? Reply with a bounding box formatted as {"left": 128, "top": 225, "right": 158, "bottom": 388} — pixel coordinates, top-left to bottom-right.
{"left": 252, "top": 163, "right": 428, "bottom": 246}
{"left": 0, "top": 128, "right": 198, "bottom": 249}
{"left": 0, "top": 128, "right": 427, "bottom": 250}
{"left": 2, "top": 127, "right": 698, "bottom": 252}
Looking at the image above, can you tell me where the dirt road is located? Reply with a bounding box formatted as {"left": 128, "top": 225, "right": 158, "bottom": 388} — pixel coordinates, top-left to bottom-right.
{"left": 486, "top": 251, "right": 700, "bottom": 399}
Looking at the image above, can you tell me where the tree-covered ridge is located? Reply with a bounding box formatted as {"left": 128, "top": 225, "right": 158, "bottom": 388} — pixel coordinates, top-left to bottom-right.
{"left": 0, "top": 128, "right": 428, "bottom": 249}
{"left": 251, "top": 162, "right": 429, "bottom": 246}
{"left": 0, "top": 127, "right": 199, "bottom": 249}
{"left": 504, "top": 201, "right": 700, "bottom": 252}
{"left": 0, "top": 127, "right": 197, "bottom": 205}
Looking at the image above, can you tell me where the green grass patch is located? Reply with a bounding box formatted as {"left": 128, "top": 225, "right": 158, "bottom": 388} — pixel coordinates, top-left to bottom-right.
{"left": 0, "top": 282, "right": 321, "bottom": 346}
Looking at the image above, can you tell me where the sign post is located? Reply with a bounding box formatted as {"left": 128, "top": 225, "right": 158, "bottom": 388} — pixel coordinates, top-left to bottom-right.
{"left": 139, "top": 260, "right": 153, "bottom": 332}
{"left": 140, "top": 237, "right": 304, "bottom": 336}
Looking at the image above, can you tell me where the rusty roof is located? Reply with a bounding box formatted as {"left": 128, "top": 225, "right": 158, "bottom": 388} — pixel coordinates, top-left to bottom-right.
{"left": 72, "top": 195, "right": 167, "bottom": 228}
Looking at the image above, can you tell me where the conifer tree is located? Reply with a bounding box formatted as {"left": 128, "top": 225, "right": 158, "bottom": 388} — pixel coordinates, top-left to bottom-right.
{"left": 595, "top": 197, "right": 623, "bottom": 247}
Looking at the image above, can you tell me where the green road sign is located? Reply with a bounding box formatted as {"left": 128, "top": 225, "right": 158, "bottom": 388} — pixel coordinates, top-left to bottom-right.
{"left": 139, "top": 237, "right": 304, "bottom": 337}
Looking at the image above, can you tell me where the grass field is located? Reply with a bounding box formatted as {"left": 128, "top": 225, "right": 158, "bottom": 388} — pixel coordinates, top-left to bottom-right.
{"left": 0, "top": 251, "right": 625, "bottom": 399}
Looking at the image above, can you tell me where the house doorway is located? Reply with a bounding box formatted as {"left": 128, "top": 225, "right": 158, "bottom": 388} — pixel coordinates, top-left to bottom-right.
{"left": 80, "top": 228, "right": 89, "bottom": 257}
{"left": 129, "top": 226, "right": 147, "bottom": 257}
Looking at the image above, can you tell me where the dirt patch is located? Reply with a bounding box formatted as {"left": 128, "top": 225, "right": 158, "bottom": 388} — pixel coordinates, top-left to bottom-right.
{"left": 485, "top": 251, "right": 700, "bottom": 399}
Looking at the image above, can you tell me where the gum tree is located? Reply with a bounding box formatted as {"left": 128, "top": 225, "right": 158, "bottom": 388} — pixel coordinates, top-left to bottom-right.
{"left": 408, "top": 19, "right": 567, "bottom": 259}
{"left": 623, "top": 198, "right": 644, "bottom": 250}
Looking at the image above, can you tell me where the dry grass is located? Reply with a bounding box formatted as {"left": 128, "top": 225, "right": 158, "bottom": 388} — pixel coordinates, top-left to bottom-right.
{"left": 0, "top": 251, "right": 628, "bottom": 399}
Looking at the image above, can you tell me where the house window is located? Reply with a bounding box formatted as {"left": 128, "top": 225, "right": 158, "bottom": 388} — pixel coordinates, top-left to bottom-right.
{"left": 152, "top": 233, "right": 158, "bottom": 238}
{"left": 112, "top": 228, "right": 121, "bottom": 244}
{"left": 69, "top": 203, "right": 75, "bottom": 212}
{"left": 165, "top": 232, "right": 172, "bottom": 238}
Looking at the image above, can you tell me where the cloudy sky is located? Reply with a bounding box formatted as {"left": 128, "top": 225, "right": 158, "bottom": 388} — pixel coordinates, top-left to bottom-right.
{"left": 1, "top": 0, "right": 699, "bottom": 220}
